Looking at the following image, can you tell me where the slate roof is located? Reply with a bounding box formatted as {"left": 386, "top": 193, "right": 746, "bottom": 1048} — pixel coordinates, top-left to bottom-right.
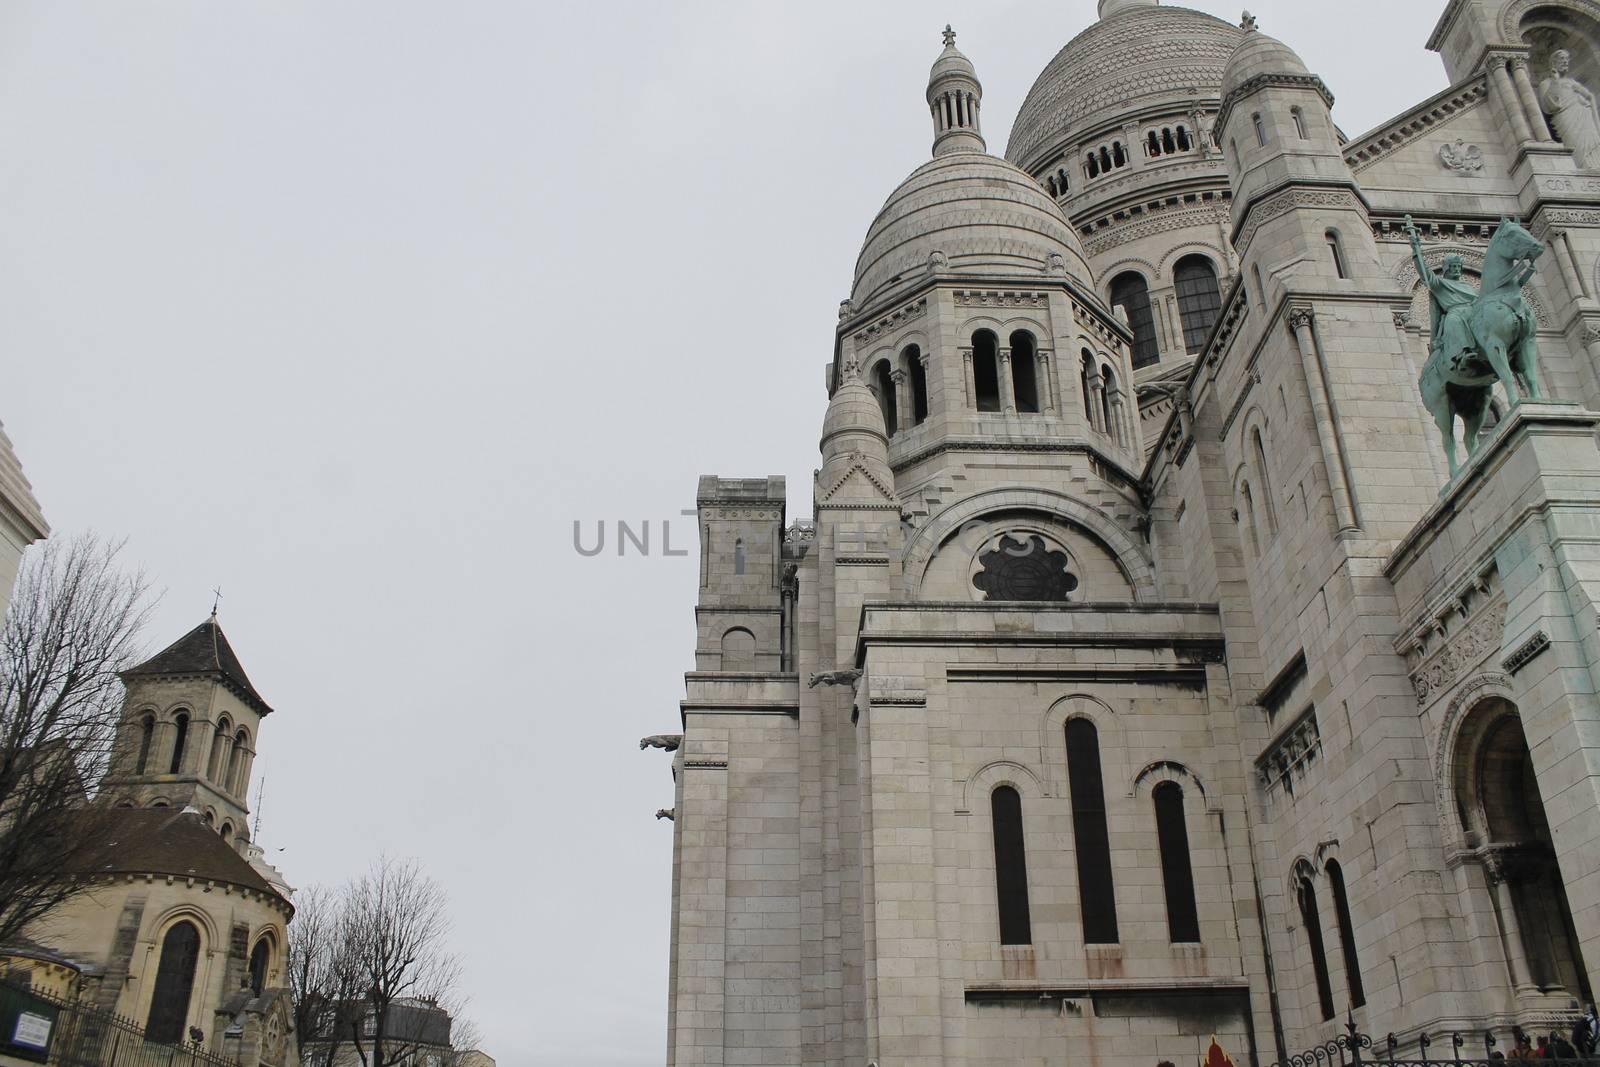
{"left": 124, "top": 617, "right": 273, "bottom": 715}
{"left": 80, "top": 808, "right": 288, "bottom": 906}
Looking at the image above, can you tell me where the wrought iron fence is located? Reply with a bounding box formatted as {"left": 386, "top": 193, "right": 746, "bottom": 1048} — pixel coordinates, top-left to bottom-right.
{"left": 0, "top": 980, "right": 239, "bottom": 1067}
{"left": 1271, "top": 1018, "right": 1600, "bottom": 1067}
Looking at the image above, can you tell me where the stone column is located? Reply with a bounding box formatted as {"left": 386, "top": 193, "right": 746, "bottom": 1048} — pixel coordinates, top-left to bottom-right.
{"left": 1559, "top": 229, "right": 1591, "bottom": 301}
{"left": 1490, "top": 57, "right": 1537, "bottom": 144}
{"left": 919, "top": 350, "right": 937, "bottom": 419}
{"left": 1511, "top": 57, "right": 1554, "bottom": 140}
{"left": 1085, "top": 366, "right": 1106, "bottom": 433}
{"left": 960, "top": 346, "right": 974, "bottom": 408}
{"left": 998, "top": 347, "right": 1016, "bottom": 413}
{"left": 1488, "top": 857, "right": 1539, "bottom": 995}
{"left": 1108, "top": 386, "right": 1128, "bottom": 447}
{"left": 890, "top": 368, "right": 911, "bottom": 432}
{"left": 1288, "top": 306, "right": 1359, "bottom": 532}
{"left": 1038, "top": 350, "right": 1057, "bottom": 414}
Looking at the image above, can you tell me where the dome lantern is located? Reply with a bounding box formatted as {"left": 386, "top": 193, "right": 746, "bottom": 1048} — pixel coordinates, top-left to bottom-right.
{"left": 927, "top": 26, "right": 985, "bottom": 157}
{"left": 1098, "top": 0, "right": 1158, "bottom": 17}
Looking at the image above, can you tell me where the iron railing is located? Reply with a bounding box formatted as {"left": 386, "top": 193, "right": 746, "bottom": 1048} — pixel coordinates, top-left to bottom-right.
{"left": 0, "top": 980, "right": 239, "bottom": 1067}
{"left": 1271, "top": 1017, "right": 1600, "bottom": 1067}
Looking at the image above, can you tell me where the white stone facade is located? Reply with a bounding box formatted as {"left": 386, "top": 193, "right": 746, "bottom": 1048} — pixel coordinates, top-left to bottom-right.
{"left": 652, "top": 2, "right": 1600, "bottom": 1064}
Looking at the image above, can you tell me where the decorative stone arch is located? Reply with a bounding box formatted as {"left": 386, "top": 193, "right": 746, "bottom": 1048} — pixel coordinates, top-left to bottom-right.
{"left": 995, "top": 314, "right": 1050, "bottom": 341}
{"left": 903, "top": 487, "right": 1157, "bottom": 601}
{"left": 1432, "top": 671, "right": 1519, "bottom": 846}
{"left": 1158, "top": 243, "right": 1225, "bottom": 278}
{"left": 894, "top": 330, "right": 931, "bottom": 360}
{"left": 1290, "top": 855, "right": 1320, "bottom": 884}
{"left": 1502, "top": 0, "right": 1600, "bottom": 44}
{"left": 956, "top": 316, "right": 1008, "bottom": 346}
{"left": 147, "top": 796, "right": 173, "bottom": 808}
{"left": 1040, "top": 693, "right": 1124, "bottom": 800}
{"left": 863, "top": 347, "right": 896, "bottom": 378}
{"left": 148, "top": 902, "right": 220, "bottom": 947}
{"left": 161, "top": 703, "right": 194, "bottom": 723}
{"left": 1391, "top": 244, "right": 1552, "bottom": 329}
{"left": 959, "top": 759, "right": 1050, "bottom": 812}
{"left": 1100, "top": 258, "right": 1158, "bottom": 294}
{"left": 1130, "top": 759, "right": 1216, "bottom": 811}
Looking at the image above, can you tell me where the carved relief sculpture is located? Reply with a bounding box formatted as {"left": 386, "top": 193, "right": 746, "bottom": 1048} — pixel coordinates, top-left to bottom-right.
{"left": 1438, "top": 139, "right": 1484, "bottom": 174}
{"left": 1540, "top": 50, "right": 1600, "bottom": 170}
{"left": 1405, "top": 215, "right": 1546, "bottom": 475}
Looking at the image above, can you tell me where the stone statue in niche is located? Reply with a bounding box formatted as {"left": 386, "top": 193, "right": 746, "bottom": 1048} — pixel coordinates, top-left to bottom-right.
{"left": 1405, "top": 214, "right": 1546, "bottom": 475}
{"left": 1438, "top": 139, "right": 1484, "bottom": 175}
{"left": 1540, "top": 49, "right": 1600, "bottom": 169}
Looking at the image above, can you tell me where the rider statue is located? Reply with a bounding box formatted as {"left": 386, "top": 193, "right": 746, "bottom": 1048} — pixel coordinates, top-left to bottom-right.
{"left": 1405, "top": 218, "right": 1534, "bottom": 369}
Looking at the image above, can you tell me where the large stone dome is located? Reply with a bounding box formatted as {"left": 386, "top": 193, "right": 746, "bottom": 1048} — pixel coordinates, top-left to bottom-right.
{"left": 1005, "top": 4, "right": 1246, "bottom": 172}
{"left": 850, "top": 151, "right": 1093, "bottom": 310}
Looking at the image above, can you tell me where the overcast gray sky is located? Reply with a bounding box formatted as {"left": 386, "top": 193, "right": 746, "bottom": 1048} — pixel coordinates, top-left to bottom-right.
{"left": 3, "top": 2, "right": 1449, "bottom": 1064}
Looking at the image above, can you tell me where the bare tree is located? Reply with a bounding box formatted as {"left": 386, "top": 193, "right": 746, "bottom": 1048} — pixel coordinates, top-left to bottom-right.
{"left": 344, "top": 856, "right": 460, "bottom": 1067}
{"left": 0, "top": 534, "right": 153, "bottom": 949}
{"left": 288, "top": 886, "right": 364, "bottom": 1066}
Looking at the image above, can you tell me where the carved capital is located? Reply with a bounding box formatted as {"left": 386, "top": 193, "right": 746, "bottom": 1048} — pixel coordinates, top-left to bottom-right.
{"left": 1510, "top": 55, "right": 1529, "bottom": 73}
{"left": 889, "top": 368, "right": 907, "bottom": 384}
{"left": 1288, "top": 306, "right": 1316, "bottom": 332}
{"left": 1583, "top": 321, "right": 1600, "bottom": 346}
{"left": 1393, "top": 309, "right": 1412, "bottom": 329}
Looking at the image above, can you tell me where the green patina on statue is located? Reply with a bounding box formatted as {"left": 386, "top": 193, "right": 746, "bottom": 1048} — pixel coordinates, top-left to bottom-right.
{"left": 1406, "top": 214, "right": 1546, "bottom": 475}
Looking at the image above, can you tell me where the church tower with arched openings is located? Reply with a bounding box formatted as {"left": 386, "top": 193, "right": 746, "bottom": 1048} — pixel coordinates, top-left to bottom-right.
{"left": 649, "top": 2, "right": 1600, "bottom": 1065}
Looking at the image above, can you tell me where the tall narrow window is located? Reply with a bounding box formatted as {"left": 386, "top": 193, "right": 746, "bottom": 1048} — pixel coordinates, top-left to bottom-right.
{"left": 1112, "top": 141, "right": 1126, "bottom": 167}
{"left": 991, "top": 786, "right": 1033, "bottom": 945}
{"left": 973, "top": 331, "right": 1001, "bottom": 412}
{"left": 1239, "top": 482, "right": 1261, "bottom": 557}
{"left": 1162, "top": 128, "right": 1177, "bottom": 154}
{"left": 871, "top": 361, "right": 897, "bottom": 436}
{"left": 1086, "top": 153, "right": 1100, "bottom": 179}
{"left": 229, "top": 729, "right": 248, "bottom": 794}
{"left": 1065, "top": 719, "right": 1119, "bottom": 943}
{"left": 1326, "top": 860, "right": 1365, "bottom": 1007}
{"left": 1081, "top": 351, "right": 1096, "bottom": 424}
{"left": 249, "top": 940, "right": 270, "bottom": 996}
{"left": 1326, "top": 231, "right": 1348, "bottom": 279}
{"left": 220, "top": 821, "right": 234, "bottom": 842}
{"left": 1251, "top": 427, "right": 1278, "bottom": 534}
{"left": 1100, "top": 365, "right": 1115, "bottom": 440}
{"left": 1010, "top": 331, "right": 1039, "bottom": 413}
{"left": 904, "top": 346, "right": 928, "bottom": 425}
{"left": 1174, "top": 255, "right": 1224, "bottom": 354}
{"left": 1292, "top": 106, "right": 1309, "bottom": 140}
{"left": 1099, "top": 146, "right": 1112, "bottom": 173}
{"left": 135, "top": 716, "right": 154, "bottom": 775}
{"left": 1147, "top": 130, "right": 1161, "bottom": 157}
{"left": 168, "top": 713, "right": 189, "bottom": 775}
{"left": 1110, "top": 272, "right": 1159, "bottom": 369}
{"left": 209, "top": 717, "right": 231, "bottom": 781}
{"left": 1253, "top": 112, "right": 1267, "bottom": 147}
{"left": 146, "top": 921, "right": 201, "bottom": 1043}
{"left": 1153, "top": 782, "right": 1201, "bottom": 943}
{"left": 1176, "top": 126, "right": 1191, "bottom": 151}
{"left": 1297, "top": 875, "right": 1336, "bottom": 1021}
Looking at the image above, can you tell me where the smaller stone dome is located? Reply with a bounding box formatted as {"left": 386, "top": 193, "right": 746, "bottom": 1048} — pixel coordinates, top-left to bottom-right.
{"left": 1221, "top": 29, "right": 1312, "bottom": 101}
{"left": 929, "top": 35, "right": 976, "bottom": 81}
{"left": 820, "top": 369, "right": 889, "bottom": 466}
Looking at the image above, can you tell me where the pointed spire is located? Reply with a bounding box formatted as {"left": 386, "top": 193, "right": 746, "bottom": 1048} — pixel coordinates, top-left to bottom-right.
{"left": 927, "top": 26, "right": 984, "bottom": 156}
{"left": 124, "top": 616, "right": 273, "bottom": 714}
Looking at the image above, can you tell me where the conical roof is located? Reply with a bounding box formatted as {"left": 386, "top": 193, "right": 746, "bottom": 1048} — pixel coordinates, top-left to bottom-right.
{"left": 125, "top": 617, "right": 273, "bottom": 714}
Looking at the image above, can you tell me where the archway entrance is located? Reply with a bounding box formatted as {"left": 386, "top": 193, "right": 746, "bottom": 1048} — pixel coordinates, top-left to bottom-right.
{"left": 1456, "top": 699, "right": 1591, "bottom": 1000}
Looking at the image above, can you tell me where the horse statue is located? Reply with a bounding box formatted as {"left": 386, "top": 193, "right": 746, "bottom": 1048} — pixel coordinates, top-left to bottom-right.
{"left": 1407, "top": 215, "right": 1545, "bottom": 475}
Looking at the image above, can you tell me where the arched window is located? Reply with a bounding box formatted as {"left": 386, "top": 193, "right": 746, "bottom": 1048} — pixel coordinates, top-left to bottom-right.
{"left": 1080, "top": 351, "right": 1096, "bottom": 425}
{"left": 1056, "top": 167, "right": 1069, "bottom": 194}
{"left": 1147, "top": 130, "right": 1161, "bottom": 157}
{"left": 903, "top": 345, "right": 928, "bottom": 425}
{"left": 249, "top": 939, "right": 271, "bottom": 996}
{"left": 1110, "top": 272, "right": 1159, "bottom": 369}
{"left": 991, "top": 786, "right": 1032, "bottom": 945}
{"left": 1163, "top": 128, "right": 1177, "bottom": 154}
{"left": 1292, "top": 106, "right": 1309, "bottom": 140}
{"left": 1325, "top": 860, "right": 1365, "bottom": 1008}
{"left": 135, "top": 715, "right": 155, "bottom": 775}
{"left": 1176, "top": 126, "right": 1191, "bottom": 151}
{"left": 1297, "top": 875, "right": 1336, "bottom": 1021}
{"left": 1100, "top": 364, "right": 1116, "bottom": 440}
{"left": 1251, "top": 427, "right": 1278, "bottom": 534}
{"left": 168, "top": 713, "right": 189, "bottom": 775}
{"left": 972, "top": 331, "right": 1001, "bottom": 412}
{"left": 146, "top": 921, "right": 201, "bottom": 1043}
{"left": 220, "top": 821, "right": 233, "bottom": 841}
{"left": 201, "top": 810, "right": 215, "bottom": 827}
{"left": 733, "top": 538, "right": 746, "bottom": 576}
{"left": 1086, "top": 153, "right": 1100, "bottom": 179}
{"left": 1010, "top": 331, "right": 1039, "bottom": 413}
{"left": 871, "top": 360, "right": 897, "bottom": 436}
{"left": 721, "top": 628, "right": 756, "bottom": 671}
{"left": 1253, "top": 112, "right": 1267, "bottom": 147}
{"left": 1065, "top": 719, "right": 1118, "bottom": 943}
{"left": 1326, "top": 230, "right": 1349, "bottom": 279}
{"left": 1239, "top": 481, "right": 1262, "bottom": 557}
{"left": 1112, "top": 141, "right": 1126, "bottom": 167}
{"left": 1153, "top": 782, "right": 1201, "bottom": 943}
{"left": 1047, "top": 175, "right": 1058, "bottom": 196}
{"left": 208, "top": 717, "right": 231, "bottom": 782}
{"left": 1099, "top": 146, "right": 1112, "bottom": 173}
{"left": 229, "top": 729, "right": 248, "bottom": 794}
{"left": 1174, "top": 255, "right": 1224, "bottom": 354}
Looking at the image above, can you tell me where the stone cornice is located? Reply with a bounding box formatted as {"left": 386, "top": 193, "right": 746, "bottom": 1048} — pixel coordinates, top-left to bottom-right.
{"left": 1343, "top": 76, "right": 1489, "bottom": 173}
{"left": 890, "top": 437, "right": 1143, "bottom": 490}
{"left": 1427, "top": 0, "right": 1469, "bottom": 52}
{"left": 1216, "top": 73, "right": 1335, "bottom": 136}
{"left": 1231, "top": 178, "right": 1370, "bottom": 249}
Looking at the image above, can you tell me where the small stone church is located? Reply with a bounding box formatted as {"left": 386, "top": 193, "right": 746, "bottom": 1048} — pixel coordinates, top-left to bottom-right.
{"left": 647, "top": 1, "right": 1600, "bottom": 1064}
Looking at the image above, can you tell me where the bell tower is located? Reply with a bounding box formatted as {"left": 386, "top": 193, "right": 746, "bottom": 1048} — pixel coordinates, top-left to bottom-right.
{"left": 103, "top": 614, "right": 272, "bottom": 844}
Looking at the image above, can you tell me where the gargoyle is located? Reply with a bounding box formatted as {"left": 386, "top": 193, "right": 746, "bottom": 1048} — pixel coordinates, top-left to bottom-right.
{"left": 655, "top": 808, "right": 675, "bottom": 821}
{"left": 639, "top": 734, "right": 683, "bottom": 751}
{"left": 807, "top": 669, "right": 862, "bottom": 689}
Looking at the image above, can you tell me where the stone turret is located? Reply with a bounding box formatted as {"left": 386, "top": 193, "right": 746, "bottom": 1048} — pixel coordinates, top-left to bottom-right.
{"left": 927, "top": 27, "right": 984, "bottom": 157}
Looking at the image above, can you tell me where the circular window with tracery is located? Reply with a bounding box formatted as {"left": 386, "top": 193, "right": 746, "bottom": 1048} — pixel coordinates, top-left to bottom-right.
{"left": 970, "top": 532, "right": 1080, "bottom": 601}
